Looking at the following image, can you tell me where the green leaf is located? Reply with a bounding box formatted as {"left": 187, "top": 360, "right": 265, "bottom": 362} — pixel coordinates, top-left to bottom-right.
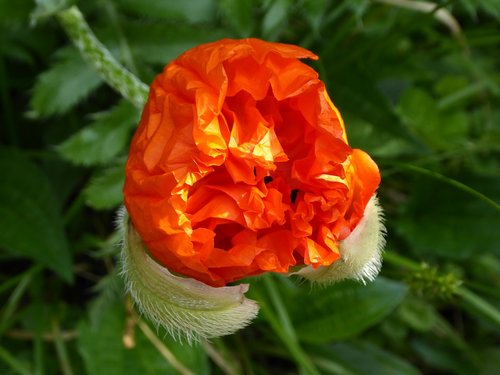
{"left": 30, "top": 48, "right": 102, "bottom": 118}
{"left": 0, "top": 148, "right": 72, "bottom": 282}
{"left": 262, "top": 0, "right": 291, "bottom": 40}
{"left": 116, "top": 0, "right": 216, "bottom": 24}
{"left": 78, "top": 294, "right": 209, "bottom": 375}
{"left": 58, "top": 101, "right": 139, "bottom": 166}
{"left": 322, "top": 63, "right": 421, "bottom": 147}
{"left": 125, "top": 23, "right": 228, "bottom": 66}
{"left": 219, "top": 0, "right": 255, "bottom": 37}
{"left": 291, "top": 277, "right": 407, "bottom": 343}
{"left": 398, "top": 88, "right": 469, "bottom": 150}
{"left": 314, "top": 341, "right": 421, "bottom": 375}
{"left": 397, "top": 174, "right": 500, "bottom": 259}
{"left": 84, "top": 164, "right": 124, "bottom": 210}
{"left": 0, "top": 0, "right": 33, "bottom": 23}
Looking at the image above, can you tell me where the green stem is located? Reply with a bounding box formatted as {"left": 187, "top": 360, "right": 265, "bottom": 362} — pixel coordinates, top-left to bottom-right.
{"left": 0, "top": 346, "right": 32, "bottom": 375}
{"left": 52, "top": 319, "right": 74, "bottom": 375}
{"left": 261, "top": 275, "right": 320, "bottom": 375}
{"left": 389, "top": 163, "right": 500, "bottom": 212}
{"left": 383, "top": 251, "right": 421, "bottom": 272}
{"left": 384, "top": 251, "right": 500, "bottom": 329}
{"left": 0, "top": 266, "right": 39, "bottom": 335}
{"left": 457, "top": 287, "right": 500, "bottom": 328}
{"left": 56, "top": 6, "right": 148, "bottom": 108}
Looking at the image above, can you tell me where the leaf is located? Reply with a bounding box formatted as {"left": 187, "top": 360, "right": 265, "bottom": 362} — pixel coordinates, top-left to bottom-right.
{"left": 30, "top": 0, "right": 73, "bottom": 23}
{"left": 116, "top": 0, "right": 216, "bottom": 24}
{"left": 397, "top": 174, "right": 500, "bottom": 259}
{"left": 0, "top": 148, "right": 72, "bottom": 281}
{"left": 322, "top": 63, "right": 421, "bottom": 147}
{"left": 57, "top": 101, "right": 139, "bottom": 166}
{"left": 398, "top": 88, "right": 469, "bottom": 150}
{"left": 78, "top": 293, "right": 209, "bottom": 375}
{"left": 291, "top": 277, "right": 407, "bottom": 343}
{"left": 219, "top": 0, "right": 255, "bottom": 37}
{"left": 313, "top": 341, "right": 421, "bottom": 375}
{"left": 30, "top": 48, "right": 102, "bottom": 118}
{"left": 262, "top": 0, "right": 291, "bottom": 40}
{"left": 84, "top": 164, "right": 125, "bottom": 210}
{"left": 0, "top": 0, "right": 32, "bottom": 23}
{"left": 125, "top": 23, "right": 228, "bottom": 66}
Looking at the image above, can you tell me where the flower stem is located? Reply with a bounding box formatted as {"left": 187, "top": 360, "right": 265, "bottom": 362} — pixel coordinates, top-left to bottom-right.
{"left": 457, "top": 286, "right": 500, "bottom": 328}
{"left": 56, "top": 6, "right": 149, "bottom": 108}
{"left": 137, "top": 319, "right": 195, "bottom": 375}
{"left": 261, "top": 275, "right": 320, "bottom": 375}
{"left": 51, "top": 319, "right": 74, "bottom": 375}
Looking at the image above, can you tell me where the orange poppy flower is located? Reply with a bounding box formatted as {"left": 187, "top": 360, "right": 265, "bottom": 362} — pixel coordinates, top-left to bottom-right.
{"left": 123, "top": 38, "right": 380, "bottom": 287}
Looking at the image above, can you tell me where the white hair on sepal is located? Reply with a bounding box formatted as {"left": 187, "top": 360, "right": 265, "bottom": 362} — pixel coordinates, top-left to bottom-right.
{"left": 118, "top": 209, "right": 259, "bottom": 343}
{"left": 293, "top": 194, "right": 386, "bottom": 285}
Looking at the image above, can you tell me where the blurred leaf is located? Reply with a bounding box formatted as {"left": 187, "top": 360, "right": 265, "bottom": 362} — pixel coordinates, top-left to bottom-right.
{"left": 302, "top": 0, "right": 328, "bottom": 34}
{"left": 0, "top": 0, "right": 33, "bottom": 23}
{"left": 478, "top": 347, "right": 500, "bottom": 375}
{"left": 291, "top": 277, "right": 407, "bottom": 343}
{"left": 477, "top": 0, "right": 500, "bottom": 20}
{"left": 398, "top": 88, "right": 469, "bottom": 150}
{"left": 219, "top": 0, "right": 255, "bottom": 37}
{"left": 314, "top": 341, "right": 421, "bottom": 375}
{"left": 397, "top": 174, "right": 500, "bottom": 259}
{"left": 124, "top": 23, "right": 228, "bottom": 66}
{"left": 398, "top": 297, "right": 437, "bottom": 332}
{"left": 58, "top": 101, "right": 139, "bottom": 166}
{"left": 262, "top": 0, "right": 291, "bottom": 40}
{"left": 84, "top": 164, "right": 124, "bottom": 210}
{"left": 31, "top": 0, "right": 74, "bottom": 23}
{"left": 116, "top": 0, "right": 216, "bottom": 24}
{"left": 0, "top": 148, "right": 72, "bottom": 281}
{"left": 322, "top": 63, "right": 421, "bottom": 147}
{"left": 78, "top": 295, "right": 209, "bottom": 375}
{"left": 30, "top": 48, "right": 102, "bottom": 118}
{"left": 411, "top": 337, "right": 477, "bottom": 375}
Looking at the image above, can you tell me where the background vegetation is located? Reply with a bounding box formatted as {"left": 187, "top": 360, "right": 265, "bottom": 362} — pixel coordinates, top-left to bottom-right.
{"left": 1, "top": 0, "right": 499, "bottom": 374}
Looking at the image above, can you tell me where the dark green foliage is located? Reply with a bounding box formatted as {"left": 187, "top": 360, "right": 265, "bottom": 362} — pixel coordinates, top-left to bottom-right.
{"left": 1, "top": 0, "right": 499, "bottom": 374}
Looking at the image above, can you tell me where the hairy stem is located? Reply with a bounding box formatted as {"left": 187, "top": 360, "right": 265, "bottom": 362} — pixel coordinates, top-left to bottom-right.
{"left": 56, "top": 6, "right": 148, "bottom": 108}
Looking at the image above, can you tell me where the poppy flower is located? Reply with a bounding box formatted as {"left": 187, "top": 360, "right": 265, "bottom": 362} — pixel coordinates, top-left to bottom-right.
{"left": 121, "top": 38, "right": 384, "bottom": 340}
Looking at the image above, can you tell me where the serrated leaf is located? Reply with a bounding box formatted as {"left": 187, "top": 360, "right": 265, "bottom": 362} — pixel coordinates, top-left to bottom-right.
{"left": 84, "top": 164, "right": 124, "bottom": 210}
{"left": 116, "top": 0, "right": 216, "bottom": 24}
{"left": 291, "top": 277, "right": 407, "bottom": 343}
{"left": 0, "top": 148, "right": 72, "bottom": 281}
{"left": 219, "top": 0, "right": 255, "bottom": 37}
{"left": 30, "top": 48, "right": 102, "bottom": 118}
{"left": 78, "top": 294, "right": 209, "bottom": 375}
{"left": 58, "top": 101, "right": 139, "bottom": 166}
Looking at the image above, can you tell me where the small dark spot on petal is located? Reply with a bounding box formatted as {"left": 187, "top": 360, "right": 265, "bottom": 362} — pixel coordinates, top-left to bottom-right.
{"left": 290, "top": 189, "right": 299, "bottom": 203}
{"left": 264, "top": 176, "right": 273, "bottom": 184}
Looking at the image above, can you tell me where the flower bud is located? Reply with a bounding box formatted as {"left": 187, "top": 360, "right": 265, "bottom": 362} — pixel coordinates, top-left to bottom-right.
{"left": 118, "top": 208, "right": 259, "bottom": 342}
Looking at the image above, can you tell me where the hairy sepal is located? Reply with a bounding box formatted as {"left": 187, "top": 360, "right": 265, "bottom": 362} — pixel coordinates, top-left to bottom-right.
{"left": 295, "top": 194, "right": 385, "bottom": 284}
{"left": 118, "top": 207, "right": 259, "bottom": 343}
